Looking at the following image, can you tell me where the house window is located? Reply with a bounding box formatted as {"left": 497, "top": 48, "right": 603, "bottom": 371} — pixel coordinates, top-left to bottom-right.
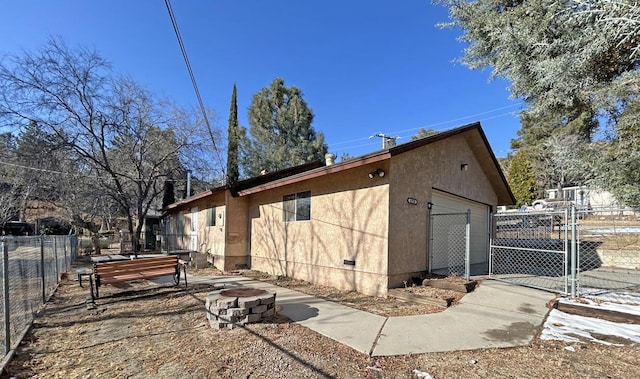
{"left": 207, "top": 207, "right": 216, "bottom": 227}
{"left": 177, "top": 212, "right": 184, "bottom": 232}
{"left": 283, "top": 191, "right": 311, "bottom": 222}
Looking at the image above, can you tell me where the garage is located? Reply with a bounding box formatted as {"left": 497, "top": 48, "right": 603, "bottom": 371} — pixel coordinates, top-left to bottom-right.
{"left": 430, "top": 190, "right": 490, "bottom": 275}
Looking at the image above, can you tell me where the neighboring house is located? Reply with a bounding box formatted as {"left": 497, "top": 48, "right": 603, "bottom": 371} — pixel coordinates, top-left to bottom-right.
{"left": 546, "top": 186, "right": 617, "bottom": 210}
{"left": 162, "top": 122, "right": 514, "bottom": 296}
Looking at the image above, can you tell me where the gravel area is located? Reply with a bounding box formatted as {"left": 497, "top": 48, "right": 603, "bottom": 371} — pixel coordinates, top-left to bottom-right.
{"left": 2, "top": 260, "right": 639, "bottom": 378}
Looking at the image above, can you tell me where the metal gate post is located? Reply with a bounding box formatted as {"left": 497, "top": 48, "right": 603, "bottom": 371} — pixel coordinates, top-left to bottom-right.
{"left": 427, "top": 204, "right": 433, "bottom": 275}
{"left": 53, "top": 237, "right": 59, "bottom": 281}
{"left": 488, "top": 212, "right": 494, "bottom": 277}
{"left": 465, "top": 209, "right": 471, "bottom": 281}
{"left": 563, "top": 207, "right": 569, "bottom": 294}
{"left": 570, "top": 205, "right": 577, "bottom": 297}
{"left": 2, "top": 240, "right": 11, "bottom": 355}
{"left": 64, "top": 236, "right": 68, "bottom": 269}
{"left": 40, "top": 237, "right": 46, "bottom": 303}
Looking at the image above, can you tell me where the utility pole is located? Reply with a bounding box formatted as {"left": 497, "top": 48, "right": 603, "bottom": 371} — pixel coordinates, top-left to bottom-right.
{"left": 370, "top": 133, "right": 400, "bottom": 149}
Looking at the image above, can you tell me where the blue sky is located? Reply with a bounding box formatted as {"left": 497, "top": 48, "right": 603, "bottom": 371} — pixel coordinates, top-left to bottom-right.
{"left": 1, "top": 0, "right": 523, "bottom": 159}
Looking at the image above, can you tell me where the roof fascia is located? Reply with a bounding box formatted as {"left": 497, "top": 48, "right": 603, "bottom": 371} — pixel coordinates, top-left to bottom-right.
{"left": 237, "top": 151, "right": 390, "bottom": 196}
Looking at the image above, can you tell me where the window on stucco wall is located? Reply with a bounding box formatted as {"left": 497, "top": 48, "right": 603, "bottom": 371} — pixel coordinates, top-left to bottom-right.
{"left": 283, "top": 191, "right": 311, "bottom": 222}
{"left": 207, "top": 207, "right": 216, "bottom": 227}
{"left": 177, "top": 212, "right": 184, "bottom": 232}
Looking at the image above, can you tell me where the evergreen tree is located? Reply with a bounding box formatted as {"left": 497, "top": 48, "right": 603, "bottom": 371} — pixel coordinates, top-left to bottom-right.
{"left": 411, "top": 128, "right": 439, "bottom": 141}
{"left": 439, "top": 0, "right": 639, "bottom": 119}
{"left": 440, "top": 0, "right": 639, "bottom": 205}
{"left": 589, "top": 102, "right": 640, "bottom": 207}
{"left": 506, "top": 150, "right": 538, "bottom": 208}
{"left": 226, "top": 84, "right": 240, "bottom": 185}
{"left": 242, "top": 77, "right": 327, "bottom": 177}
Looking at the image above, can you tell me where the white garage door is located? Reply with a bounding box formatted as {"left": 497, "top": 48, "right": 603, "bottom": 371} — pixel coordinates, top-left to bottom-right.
{"left": 431, "top": 190, "right": 490, "bottom": 267}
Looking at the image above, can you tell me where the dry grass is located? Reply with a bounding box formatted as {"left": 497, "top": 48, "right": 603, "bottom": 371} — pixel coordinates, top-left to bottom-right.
{"left": 2, "top": 261, "right": 640, "bottom": 378}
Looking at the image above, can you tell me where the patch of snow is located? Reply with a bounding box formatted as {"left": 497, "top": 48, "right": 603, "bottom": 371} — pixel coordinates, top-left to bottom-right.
{"left": 541, "top": 309, "right": 640, "bottom": 345}
{"left": 564, "top": 346, "right": 575, "bottom": 352}
{"left": 586, "top": 291, "right": 640, "bottom": 306}
{"left": 413, "top": 369, "right": 434, "bottom": 379}
{"left": 582, "top": 227, "right": 640, "bottom": 234}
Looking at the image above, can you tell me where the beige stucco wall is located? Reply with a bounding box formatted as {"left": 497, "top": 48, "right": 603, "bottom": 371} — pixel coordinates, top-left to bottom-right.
{"left": 248, "top": 164, "right": 390, "bottom": 296}
{"left": 163, "top": 190, "right": 250, "bottom": 271}
{"left": 164, "top": 193, "right": 227, "bottom": 264}
{"left": 220, "top": 192, "right": 250, "bottom": 270}
{"left": 387, "top": 135, "right": 498, "bottom": 288}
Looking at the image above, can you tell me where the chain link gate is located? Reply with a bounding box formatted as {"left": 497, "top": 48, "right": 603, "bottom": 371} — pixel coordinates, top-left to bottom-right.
{"left": 490, "top": 209, "right": 571, "bottom": 294}
{"left": 428, "top": 209, "right": 470, "bottom": 280}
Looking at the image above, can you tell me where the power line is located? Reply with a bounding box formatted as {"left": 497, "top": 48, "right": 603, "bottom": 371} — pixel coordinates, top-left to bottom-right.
{"left": 0, "top": 161, "right": 99, "bottom": 178}
{"left": 328, "top": 106, "right": 522, "bottom": 154}
{"left": 327, "top": 103, "right": 523, "bottom": 149}
{"left": 395, "top": 103, "right": 523, "bottom": 136}
{"left": 164, "top": 0, "right": 225, "bottom": 177}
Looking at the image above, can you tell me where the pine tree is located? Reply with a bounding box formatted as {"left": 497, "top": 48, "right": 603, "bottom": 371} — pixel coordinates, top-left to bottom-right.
{"left": 411, "top": 128, "right": 439, "bottom": 141}
{"left": 226, "top": 84, "right": 239, "bottom": 185}
{"left": 242, "top": 77, "right": 327, "bottom": 177}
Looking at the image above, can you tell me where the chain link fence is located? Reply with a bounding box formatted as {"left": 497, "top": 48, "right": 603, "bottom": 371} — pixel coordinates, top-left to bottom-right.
{"left": 429, "top": 211, "right": 470, "bottom": 279}
{"left": 490, "top": 207, "right": 640, "bottom": 296}
{"left": 0, "top": 235, "right": 78, "bottom": 356}
{"left": 576, "top": 208, "right": 640, "bottom": 294}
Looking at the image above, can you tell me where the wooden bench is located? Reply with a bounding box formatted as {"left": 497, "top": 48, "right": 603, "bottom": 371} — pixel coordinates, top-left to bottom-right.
{"left": 89, "top": 255, "right": 187, "bottom": 300}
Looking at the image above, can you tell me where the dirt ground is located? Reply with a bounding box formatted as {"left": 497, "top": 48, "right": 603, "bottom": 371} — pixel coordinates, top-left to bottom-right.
{"left": 3, "top": 259, "right": 640, "bottom": 378}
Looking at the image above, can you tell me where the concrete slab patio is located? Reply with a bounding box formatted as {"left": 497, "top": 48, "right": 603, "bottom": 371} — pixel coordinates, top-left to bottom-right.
{"left": 158, "top": 275, "right": 555, "bottom": 356}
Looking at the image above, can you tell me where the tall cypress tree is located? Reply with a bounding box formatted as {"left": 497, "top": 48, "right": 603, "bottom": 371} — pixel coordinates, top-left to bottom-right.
{"left": 226, "top": 84, "right": 239, "bottom": 185}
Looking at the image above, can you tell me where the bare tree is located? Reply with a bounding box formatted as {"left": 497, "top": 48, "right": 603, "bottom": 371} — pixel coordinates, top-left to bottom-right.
{"left": 0, "top": 38, "right": 222, "bottom": 252}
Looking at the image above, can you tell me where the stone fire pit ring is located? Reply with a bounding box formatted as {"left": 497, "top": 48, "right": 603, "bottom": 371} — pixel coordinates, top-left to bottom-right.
{"left": 205, "top": 287, "right": 277, "bottom": 329}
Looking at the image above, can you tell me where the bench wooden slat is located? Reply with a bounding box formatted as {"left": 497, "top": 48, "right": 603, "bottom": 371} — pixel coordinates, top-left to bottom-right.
{"left": 97, "top": 262, "right": 177, "bottom": 275}
{"left": 100, "top": 269, "right": 176, "bottom": 284}
{"left": 98, "top": 266, "right": 176, "bottom": 278}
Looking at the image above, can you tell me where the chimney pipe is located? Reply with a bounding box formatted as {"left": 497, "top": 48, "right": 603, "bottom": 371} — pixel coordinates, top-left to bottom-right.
{"left": 186, "top": 171, "right": 191, "bottom": 198}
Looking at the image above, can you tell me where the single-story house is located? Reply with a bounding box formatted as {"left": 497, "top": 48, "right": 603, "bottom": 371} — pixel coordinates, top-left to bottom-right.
{"left": 162, "top": 122, "right": 515, "bottom": 296}
{"left": 545, "top": 186, "right": 617, "bottom": 210}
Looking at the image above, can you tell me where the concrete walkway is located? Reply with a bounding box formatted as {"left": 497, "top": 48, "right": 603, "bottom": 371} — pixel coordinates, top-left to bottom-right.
{"left": 183, "top": 275, "right": 554, "bottom": 356}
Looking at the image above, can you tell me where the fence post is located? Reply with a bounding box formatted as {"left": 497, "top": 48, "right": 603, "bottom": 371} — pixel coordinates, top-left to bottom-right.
{"left": 427, "top": 204, "right": 433, "bottom": 275}
{"left": 570, "top": 205, "right": 578, "bottom": 297}
{"left": 53, "top": 237, "right": 59, "bottom": 281}
{"left": 64, "top": 236, "right": 68, "bottom": 270}
{"left": 40, "top": 237, "right": 46, "bottom": 303}
{"left": 2, "top": 240, "right": 10, "bottom": 355}
{"left": 465, "top": 209, "right": 471, "bottom": 281}
{"left": 488, "top": 212, "right": 493, "bottom": 277}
